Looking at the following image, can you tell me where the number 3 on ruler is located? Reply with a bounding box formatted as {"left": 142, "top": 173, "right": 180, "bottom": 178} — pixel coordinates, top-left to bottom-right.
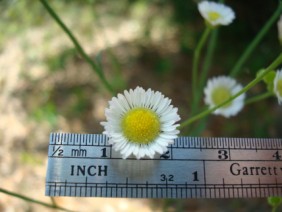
{"left": 218, "top": 150, "right": 229, "bottom": 160}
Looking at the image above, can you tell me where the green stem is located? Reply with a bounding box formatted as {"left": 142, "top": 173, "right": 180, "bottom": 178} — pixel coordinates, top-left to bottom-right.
{"left": 199, "top": 29, "right": 218, "bottom": 91}
{"left": 50, "top": 197, "right": 58, "bottom": 207}
{"left": 39, "top": 0, "right": 114, "bottom": 94}
{"left": 0, "top": 187, "right": 75, "bottom": 212}
{"left": 192, "top": 27, "right": 212, "bottom": 108}
{"left": 230, "top": 0, "right": 282, "bottom": 77}
{"left": 192, "top": 29, "right": 219, "bottom": 115}
{"left": 179, "top": 53, "right": 282, "bottom": 130}
{"left": 245, "top": 91, "right": 273, "bottom": 105}
{"left": 190, "top": 29, "right": 219, "bottom": 135}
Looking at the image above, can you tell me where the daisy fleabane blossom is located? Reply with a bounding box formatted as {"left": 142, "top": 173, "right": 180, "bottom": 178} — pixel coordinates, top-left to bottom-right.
{"left": 198, "top": 1, "right": 235, "bottom": 27}
{"left": 274, "top": 69, "right": 282, "bottom": 105}
{"left": 101, "top": 87, "right": 180, "bottom": 159}
{"left": 204, "top": 76, "right": 245, "bottom": 118}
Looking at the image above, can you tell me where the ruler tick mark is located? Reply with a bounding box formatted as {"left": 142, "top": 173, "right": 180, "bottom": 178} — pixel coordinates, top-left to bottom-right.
{"left": 46, "top": 133, "right": 282, "bottom": 198}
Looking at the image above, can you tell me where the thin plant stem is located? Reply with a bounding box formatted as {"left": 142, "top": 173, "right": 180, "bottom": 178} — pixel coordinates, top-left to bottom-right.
{"left": 272, "top": 206, "right": 277, "bottom": 212}
{"left": 199, "top": 29, "right": 218, "bottom": 92}
{"left": 189, "top": 29, "right": 219, "bottom": 135}
{"left": 50, "top": 197, "right": 58, "bottom": 207}
{"left": 191, "top": 27, "right": 212, "bottom": 109}
{"left": 39, "top": 0, "right": 114, "bottom": 94}
{"left": 179, "top": 53, "right": 282, "bottom": 130}
{"left": 245, "top": 91, "right": 273, "bottom": 105}
{"left": 0, "top": 187, "right": 75, "bottom": 212}
{"left": 192, "top": 29, "right": 219, "bottom": 115}
{"left": 230, "top": 0, "right": 282, "bottom": 77}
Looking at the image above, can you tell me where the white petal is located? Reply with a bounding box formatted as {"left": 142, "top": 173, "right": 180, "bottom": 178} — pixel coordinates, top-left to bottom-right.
{"left": 274, "top": 69, "right": 282, "bottom": 104}
{"left": 151, "top": 92, "right": 163, "bottom": 111}
{"left": 117, "top": 93, "right": 130, "bottom": 111}
{"left": 124, "top": 144, "right": 136, "bottom": 158}
{"left": 150, "top": 143, "right": 164, "bottom": 154}
{"left": 113, "top": 139, "right": 127, "bottom": 150}
{"left": 160, "top": 112, "right": 180, "bottom": 122}
{"left": 160, "top": 133, "right": 178, "bottom": 140}
{"left": 120, "top": 143, "right": 135, "bottom": 159}
{"left": 156, "top": 98, "right": 171, "bottom": 114}
{"left": 155, "top": 137, "right": 170, "bottom": 146}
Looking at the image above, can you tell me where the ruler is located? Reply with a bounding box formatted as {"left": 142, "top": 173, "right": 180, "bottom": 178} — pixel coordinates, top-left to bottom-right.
{"left": 45, "top": 132, "right": 282, "bottom": 198}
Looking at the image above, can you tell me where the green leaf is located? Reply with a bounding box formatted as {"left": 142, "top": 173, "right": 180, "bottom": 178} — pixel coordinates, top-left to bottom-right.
{"left": 268, "top": 196, "right": 282, "bottom": 207}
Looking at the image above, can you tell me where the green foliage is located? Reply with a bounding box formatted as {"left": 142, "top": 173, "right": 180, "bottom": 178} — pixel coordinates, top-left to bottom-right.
{"left": 0, "top": 0, "right": 45, "bottom": 47}
{"left": 45, "top": 48, "right": 77, "bottom": 72}
{"left": 268, "top": 197, "right": 282, "bottom": 212}
{"left": 155, "top": 57, "right": 173, "bottom": 75}
{"left": 268, "top": 196, "right": 282, "bottom": 207}
{"left": 20, "top": 152, "right": 43, "bottom": 165}
{"left": 32, "top": 102, "right": 58, "bottom": 127}
{"left": 67, "top": 87, "right": 90, "bottom": 117}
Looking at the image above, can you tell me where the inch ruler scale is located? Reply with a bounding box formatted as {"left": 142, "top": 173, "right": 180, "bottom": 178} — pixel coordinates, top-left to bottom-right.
{"left": 46, "top": 132, "right": 282, "bottom": 198}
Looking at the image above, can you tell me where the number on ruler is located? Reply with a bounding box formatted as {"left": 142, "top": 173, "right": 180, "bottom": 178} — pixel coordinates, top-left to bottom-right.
{"left": 52, "top": 146, "right": 63, "bottom": 157}
{"left": 273, "top": 151, "right": 281, "bottom": 160}
{"left": 218, "top": 150, "right": 228, "bottom": 160}
{"left": 160, "top": 174, "right": 174, "bottom": 181}
{"left": 101, "top": 148, "right": 107, "bottom": 158}
{"left": 160, "top": 151, "right": 170, "bottom": 159}
{"left": 192, "top": 171, "right": 199, "bottom": 181}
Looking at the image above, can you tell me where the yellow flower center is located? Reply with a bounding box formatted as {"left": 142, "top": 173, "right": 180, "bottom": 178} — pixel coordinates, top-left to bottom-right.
{"left": 121, "top": 108, "right": 160, "bottom": 144}
{"left": 208, "top": 11, "right": 221, "bottom": 21}
{"left": 211, "top": 87, "right": 232, "bottom": 108}
{"left": 277, "top": 79, "right": 282, "bottom": 96}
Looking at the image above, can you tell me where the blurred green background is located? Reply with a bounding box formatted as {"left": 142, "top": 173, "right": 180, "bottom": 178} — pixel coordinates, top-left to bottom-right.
{"left": 0, "top": 0, "right": 281, "bottom": 211}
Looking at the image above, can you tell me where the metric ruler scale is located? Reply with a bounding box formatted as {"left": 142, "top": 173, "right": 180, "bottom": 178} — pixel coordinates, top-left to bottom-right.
{"left": 45, "top": 133, "right": 282, "bottom": 198}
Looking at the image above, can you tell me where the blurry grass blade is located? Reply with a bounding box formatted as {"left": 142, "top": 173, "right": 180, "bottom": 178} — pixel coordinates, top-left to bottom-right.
{"left": 39, "top": 0, "right": 115, "bottom": 94}
{"left": 0, "top": 187, "right": 76, "bottom": 212}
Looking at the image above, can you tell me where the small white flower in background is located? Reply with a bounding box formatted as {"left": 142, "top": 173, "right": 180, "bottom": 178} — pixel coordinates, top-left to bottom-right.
{"left": 277, "top": 15, "right": 282, "bottom": 45}
{"left": 274, "top": 69, "right": 282, "bottom": 105}
{"left": 101, "top": 87, "right": 180, "bottom": 159}
{"left": 204, "top": 76, "right": 245, "bottom": 118}
{"left": 198, "top": 1, "right": 235, "bottom": 27}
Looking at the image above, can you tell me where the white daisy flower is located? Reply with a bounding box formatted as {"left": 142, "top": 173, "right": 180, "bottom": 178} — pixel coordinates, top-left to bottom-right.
{"left": 101, "top": 86, "right": 180, "bottom": 159}
{"left": 274, "top": 69, "right": 282, "bottom": 104}
{"left": 198, "top": 1, "right": 235, "bottom": 27}
{"left": 204, "top": 76, "right": 245, "bottom": 118}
